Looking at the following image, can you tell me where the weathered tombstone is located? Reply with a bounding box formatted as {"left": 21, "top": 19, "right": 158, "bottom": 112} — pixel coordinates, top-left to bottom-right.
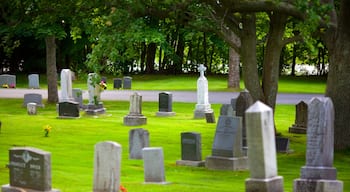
{"left": 93, "top": 141, "right": 121, "bottom": 192}
{"left": 1, "top": 147, "right": 60, "bottom": 192}
{"left": 275, "top": 137, "right": 291, "bottom": 153}
{"left": 176, "top": 132, "right": 205, "bottom": 167}
{"left": 124, "top": 92, "right": 147, "bottom": 126}
{"left": 289, "top": 101, "right": 308, "bottom": 134}
{"left": 129, "top": 128, "right": 150, "bottom": 159}
{"left": 220, "top": 104, "right": 235, "bottom": 116}
{"left": 236, "top": 89, "right": 254, "bottom": 149}
{"left": 205, "top": 111, "right": 216, "bottom": 123}
{"left": 28, "top": 74, "right": 40, "bottom": 89}
{"left": 85, "top": 73, "right": 106, "bottom": 115}
{"left": 293, "top": 97, "right": 343, "bottom": 192}
{"left": 57, "top": 101, "right": 80, "bottom": 118}
{"left": 123, "top": 76, "right": 132, "bottom": 89}
{"left": 59, "top": 69, "right": 74, "bottom": 102}
{"left": 205, "top": 115, "right": 248, "bottom": 170}
{"left": 27, "top": 103, "right": 37, "bottom": 115}
{"left": 72, "top": 88, "right": 83, "bottom": 108}
{"left": 230, "top": 97, "right": 237, "bottom": 112}
{"left": 23, "top": 93, "right": 45, "bottom": 108}
{"left": 142, "top": 147, "right": 168, "bottom": 184}
{"left": 0, "top": 74, "right": 16, "bottom": 88}
{"left": 156, "top": 92, "right": 176, "bottom": 116}
{"left": 245, "top": 101, "right": 283, "bottom": 192}
{"left": 194, "top": 64, "right": 213, "bottom": 118}
{"left": 113, "top": 78, "right": 122, "bottom": 89}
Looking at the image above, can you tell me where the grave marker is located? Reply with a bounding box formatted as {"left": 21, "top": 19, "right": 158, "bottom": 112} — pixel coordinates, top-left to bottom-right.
{"left": 289, "top": 101, "right": 308, "bottom": 134}
{"left": 23, "top": 93, "right": 45, "bottom": 108}
{"left": 156, "top": 92, "right": 176, "bottom": 116}
{"left": 142, "top": 147, "right": 168, "bottom": 184}
{"left": 28, "top": 74, "right": 40, "bottom": 89}
{"left": 176, "top": 132, "right": 205, "bottom": 167}
{"left": 124, "top": 92, "right": 147, "bottom": 126}
{"left": 0, "top": 74, "right": 16, "bottom": 87}
{"left": 236, "top": 89, "right": 254, "bottom": 148}
{"left": 129, "top": 128, "right": 149, "bottom": 159}
{"left": 59, "top": 69, "right": 73, "bottom": 102}
{"left": 193, "top": 64, "right": 213, "bottom": 118}
{"left": 113, "top": 78, "right": 122, "bottom": 89}
{"left": 27, "top": 103, "right": 37, "bottom": 115}
{"left": 123, "top": 76, "right": 132, "bottom": 89}
{"left": 57, "top": 101, "right": 80, "bottom": 118}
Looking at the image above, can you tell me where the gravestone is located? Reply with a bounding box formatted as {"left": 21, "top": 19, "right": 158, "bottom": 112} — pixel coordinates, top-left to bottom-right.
{"left": 0, "top": 74, "right": 16, "bottom": 87}
{"left": 123, "top": 76, "right": 132, "bottom": 89}
{"left": 1, "top": 147, "right": 60, "bottom": 192}
{"left": 85, "top": 73, "right": 106, "bottom": 115}
{"left": 59, "top": 69, "right": 74, "bottom": 102}
{"left": 176, "top": 132, "right": 205, "bottom": 167}
{"left": 220, "top": 104, "right": 235, "bottom": 116}
{"left": 57, "top": 101, "right": 80, "bottom": 118}
{"left": 293, "top": 97, "right": 343, "bottom": 192}
{"left": 23, "top": 93, "right": 45, "bottom": 108}
{"left": 275, "top": 137, "right": 291, "bottom": 153}
{"left": 113, "top": 78, "right": 122, "bottom": 89}
{"left": 142, "top": 147, "right": 168, "bottom": 184}
{"left": 124, "top": 92, "right": 147, "bottom": 126}
{"left": 193, "top": 64, "right": 213, "bottom": 119}
{"left": 230, "top": 97, "right": 237, "bottom": 112}
{"left": 156, "top": 92, "right": 176, "bottom": 116}
{"left": 72, "top": 88, "right": 83, "bottom": 108}
{"left": 93, "top": 141, "right": 121, "bottom": 192}
{"left": 129, "top": 128, "right": 150, "bottom": 159}
{"left": 205, "top": 111, "right": 216, "bottom": 123}
{"left": 289, "top": 101, "right": 308, "bottom": 134}
{"left": 28, "top": 74, "right": 40, "bottom": 89}
{"left": 245, "top": 101, "right": 283, "bottom": 192}
{"left": 205, "top": 115, "right": 248, "bottom": 170}
{"left": 236, "top": 89, "right": 254, "bottom": 149}
{"left": 27, "top": 103, "right": 37, "bottom": 115}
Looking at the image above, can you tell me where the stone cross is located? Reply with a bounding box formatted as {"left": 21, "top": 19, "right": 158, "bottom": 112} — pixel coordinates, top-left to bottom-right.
{"left": 198, "top": 64, "right": 206, "bottom": 77}
{"left": 194, "top": 64, "right": 213, "bottom": 118}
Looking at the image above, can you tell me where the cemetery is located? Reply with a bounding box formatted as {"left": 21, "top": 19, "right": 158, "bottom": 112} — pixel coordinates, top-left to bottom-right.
{"left": 0, "top": 74, "right": 348, "bottom": 192}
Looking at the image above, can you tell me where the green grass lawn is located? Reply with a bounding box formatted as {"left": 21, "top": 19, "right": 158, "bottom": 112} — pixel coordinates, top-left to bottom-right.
{"left": 0, "top": 99, "right": 348, "bottom": 192}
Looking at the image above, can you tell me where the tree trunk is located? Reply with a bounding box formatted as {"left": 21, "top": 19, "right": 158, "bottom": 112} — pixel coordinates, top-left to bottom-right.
{"left": 145, "top": 43, "right": 156, "bottom": 74}
{"left": 45, "top": 36, "right": 58, "bottom": 104}
{"left": 240, "top": 13, "right": 264, "bottom": 101}
{"left": 228, "top": 47, "right": 240, "bottom": 89}
{"left": 140, "top": 42, "right": 146, "bottom": 73}
{"left": 175, "top": 30, "right": 185, "bottom": 74}
{"left": 325, "top": 0, "right": 350, "bottom": 150}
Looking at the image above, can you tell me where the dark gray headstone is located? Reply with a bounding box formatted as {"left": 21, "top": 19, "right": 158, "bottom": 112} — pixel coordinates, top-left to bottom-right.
{"left": 158, "top": 92, "right": 172, "bottom": 112}
{"left": 236, "top": 90, "right": 253, "bottom": 147}
{"left": 8, "top": 147, "right": 52, "bottom": 191}
{"left": 23, "top": 93, "right": 44, "bottom": 107}
{"left": 275, "top": 137, "right": 290, "bottom": 153}
{"left": 0, "top": 74, "right": 16, "bottom": 87}
{"left": 230, "top": 97, "right": 237, "bottom": 112}
{"left": 58, "top": 101, "right": 79, "bottom": 118}
{"left": 129, "top": 128, "right": 150, "bottom": 159}
{"left": 113, "top": 78, "right": 122, "bottom": 89}
{"left": 181, "top": 132, "right": 202, "bottom": 161}
{"left": 289, "top": 101, "right": 308, "bottom": 134}
{"left": 123, "top": 76, "right": 132, "bottom": 89}
{"left": 28, "top": 74, "right": 40, "bottom": 89}
{"left": 205, "top": 112, "right": 216, "bottom": 123}
{"left": 212, "top": 116, "right": 243, "bottom": 157}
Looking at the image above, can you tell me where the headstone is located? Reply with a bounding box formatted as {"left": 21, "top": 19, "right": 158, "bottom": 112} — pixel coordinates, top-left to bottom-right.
{"left": 28, "top": 74, "right": 40, "bottom": 89}
{"left": 1, "top": 147, "right": 60, "bottom": 192}
{"left": 142, "top": 147, "right": 168, "bottom": 184}
{"left": 289, "top": 101, "right": 308, "bottom": 134}
{"left": 124, "top": 92, "right": 147, "bottom": 126}
{"left": 220, "top": 104, "right": 235, "bottom": 116}
{"left": 236, "top": 89, "right": 254, "bottom": 149}
{"left": 205, "top": 115, "right": 248, "bottom": 170}
{"left": 27, "top": 103, "right": 37, "bottom": 115}
{"left": 275, "top": 137, "right": 291, "bottom": 153}
{"left": 176, "top": 132, "right": 205, "bottom": 167}
{"left": 57, "top": 101, "right": 80, "bottom": 118}
{"left": 85, "top": 73, "right": 106, "bottom": 115}
{"left": 72, "top": 88, "right": 83, "bottom": 108}
{"left": 205, "top": 111, "right": 216, "bottom": 123}
{"left": 194, "top": 64, "right": 213, "bottom": 118}
{"left": 93, "top": 141, "right": 121, "bottom": 192}
{"left": 230, "top": 97, "right": 237, "bottom": 112}
{"left": 129, "top": 128, "right": 150, "bottom": 159}
{"left": 293, "top": 97, "right": 343, "bottom": 192}
{"left": 59, "top": 69, "right": 74, "bottom": 102}
{"left": 0, "top": 74, "right": 16, "bottom": 88}
{"left": 23, "top": 93, "right": 45, "bottom": 108}
{"left": 156, "top": 92, "right": 176, "bottom": 116}
{"left": 113, "top": 78, "right": 122, "bottom": 89}
{"left": 245, "top": 101, "right": 283, "bottom": 192}
{"left": 123, "top": 76, "right": 132, "bottom": 89}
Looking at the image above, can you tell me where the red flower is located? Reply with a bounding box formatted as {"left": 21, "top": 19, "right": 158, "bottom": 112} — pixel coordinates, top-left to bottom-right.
{"left": 119, "top": 185, "right": 127, "bottom": 192}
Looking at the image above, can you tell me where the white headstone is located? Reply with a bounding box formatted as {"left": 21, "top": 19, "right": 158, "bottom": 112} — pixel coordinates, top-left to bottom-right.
{"left": 142, "top": 147, "right": 167, "bottom": 184}
{"left": 28, "top": 74, "right": 40, "bottom": 89}
{"left": 27, "top": 103, "right": 37, "bottom": 115}
{"left": 60, "top": 69, "right": 73, "bottom": 102}
{"left": 194, "top": 64, "right": 213, "bottom": 118}
{"left": 93, "top": 141, "right": 121, "bottom": 192}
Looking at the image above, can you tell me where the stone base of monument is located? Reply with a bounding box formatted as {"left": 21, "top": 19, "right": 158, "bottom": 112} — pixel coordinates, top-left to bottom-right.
{"left": 124, "top": 115, "right": 147, "bottom": 126}
{"left": 205, "top": 156, "right": 248, "bottom": 170}
{"left": 193, "top": 108, "right": 213, "bottom": 119}
{"left": 293, "top": 179, "right": 343, "bottom": 192}
{"left": 245, "top": 176, "right": 284, "bottom": 192}
{"left": 84, "top": 104, "right": 106, "bottom": 115}
{"left": 288, "top": 125, "right": 307, "bottom": 134}
{"left": 176, "top": 160, "right": 205, "bottom": 167}
{"left": 2, "top": 184, "right": 60, "bottom": 192}
{"left": 156, "top": 111, "right": 176, "bottom": 117}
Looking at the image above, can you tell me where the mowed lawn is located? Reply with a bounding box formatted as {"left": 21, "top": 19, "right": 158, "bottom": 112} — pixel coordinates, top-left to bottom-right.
{"left": 1, "top": 74, "right": 348, "bottom": 192}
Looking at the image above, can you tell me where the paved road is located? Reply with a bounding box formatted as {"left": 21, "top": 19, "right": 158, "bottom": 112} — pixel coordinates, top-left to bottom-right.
{"left": 0, "top": 88, "right": 323, "bottom": 104}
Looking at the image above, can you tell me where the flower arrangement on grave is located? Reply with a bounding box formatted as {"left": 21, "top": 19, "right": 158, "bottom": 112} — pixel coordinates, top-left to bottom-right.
{"left": 43, "top": 124, "right": 52, "bottom": 137}
{"left": 119, "top": 185, "right": 127, "bottom": 192}
{"left": 90, "top": 74, "right": 107, "bottom": 105}
{"left": 2, "top": 84, "right": 8, "bottom": 88}
{"left": 99, "top": 80, "right": 107, "bottom": 91}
